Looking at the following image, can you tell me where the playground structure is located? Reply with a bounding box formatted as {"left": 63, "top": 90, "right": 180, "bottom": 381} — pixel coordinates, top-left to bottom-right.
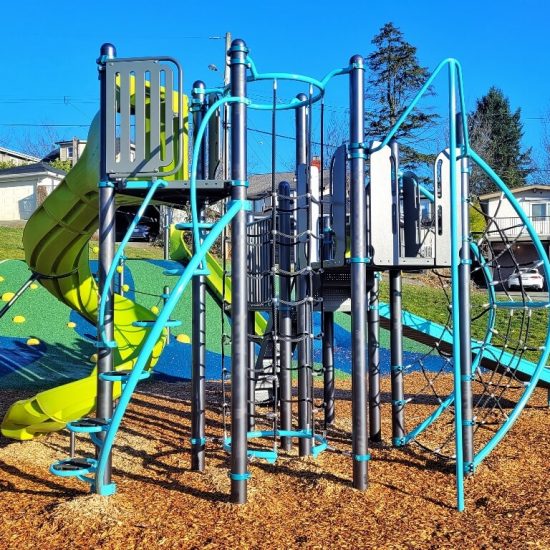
{"left": 1, "top": 40, "right": 549, "bottom": 512}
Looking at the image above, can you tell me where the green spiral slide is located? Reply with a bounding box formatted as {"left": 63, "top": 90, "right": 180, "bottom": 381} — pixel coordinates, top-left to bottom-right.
{"left": 1, "top": 115, "right": 166, "bottom": 440}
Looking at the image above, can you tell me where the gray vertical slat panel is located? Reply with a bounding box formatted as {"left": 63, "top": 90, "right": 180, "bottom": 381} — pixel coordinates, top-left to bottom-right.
{"left": 105, "top": 63, "right": 118, "bottom": 175}
{"left": 149, "top": 65, "right": 161, "bottom": 169}
{"left": 133, "top": 69, "right": 146, "bottom": 168}
{"left": 161, "top": 66, "right": 174, "bottom": 168}
{"left": 331, "top": 145, "right": 346, "bottom": 267}
{"left": 435, "top": 149, "right": 461, "bottom": 267}
{"left": 119, "top": 69, "right": 131, "bottom": 167}
{"left": 369, "top": 142, "right": 394, "bottom": 267}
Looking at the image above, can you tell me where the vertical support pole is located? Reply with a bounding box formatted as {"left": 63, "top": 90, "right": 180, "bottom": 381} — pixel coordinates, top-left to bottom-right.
{"left": 389, "top": 139, "right": 405, "bottom": 446}
{"left": 296, "top": 92, "right": 312, "bottom": 456}
{"left": 279, "top": 181, "right": 293, "bottom": 450}
{"left": 229, "top": 38, "right": 249, "bottom": 504}
{"left": 248, "top": 309, "right": 256, "bottom": 431}
{"left": 389, "top": 269, "right": 405, "bottom": 445}
{"left": 69, "top": 431, "right": 76, "bottom": 458}
{"left": 191, "top": 81, "right": 207, "bottom": 472}
{"left": 368, "top": 274, "right": 381, "bottom": 442}
{"left": 449, "top": 63, "right": 465, "bottom": 512}
{"left": 323, "top": 312, "right": 335, "bottom": 426}
{"left": 96, "top": 42, "right": 117, "bottom": 495}
{"left": 457, "top": 112, "right": 473, "bottom": 473}
{"left": 163, "top": 210, "right": 170, "bottom": 260}
{"left": 349, "top": 55, "right": 369, "bottom": 489}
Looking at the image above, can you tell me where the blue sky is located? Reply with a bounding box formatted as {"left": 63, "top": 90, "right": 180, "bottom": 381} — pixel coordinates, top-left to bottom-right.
{"left": 1, "top": 0, "right": 548, "bottom": 175}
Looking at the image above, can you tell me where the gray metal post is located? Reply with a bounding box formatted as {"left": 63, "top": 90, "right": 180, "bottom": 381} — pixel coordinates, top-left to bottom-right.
{"left": 457, "top": 113, "right": 474, "bottom": 473}
{"left": 368, "top": 275, "right": 381, "bottom": 442}
{"left": 163, "top": 210, "right": 170, "bottom": 260}
{"left": 279, "top": 181, "right": 293, "bottom": 450}
{"left": 248, "top": 309, "right": 256, "bottom": 431}
{"left": 349, "top": 56, "right": 369, "bottom": 489}
{"left": 229, "top": 39, "right": 249, "bottom": 504}
{"left": 323, "top": 312, "right": 335, "bottom": 426}
{"left": 389, "top": 269, "right": 405, "bottom": 445}
{"left": 296, "top": 92, "right": 312, "bottom": 456}
{"left": 322, "top": 216, "right": 335, "bottom": 427}
{"left": 389, "top": 139, "right": 405, "bottom": 447}
{"left": 191, "top": 81, "right": 207, "bottom": 471}
{"left": 96, "top": 42, "right": 117, "bottom": 492}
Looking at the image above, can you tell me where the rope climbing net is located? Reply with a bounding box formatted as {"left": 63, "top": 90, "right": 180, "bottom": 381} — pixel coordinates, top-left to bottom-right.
{"left": 399, "top": 189, "right": 550, "bottom": 465}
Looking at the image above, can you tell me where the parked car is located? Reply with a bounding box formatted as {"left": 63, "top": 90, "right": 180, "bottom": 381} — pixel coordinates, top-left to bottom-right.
{"left": 131, "top": 223, "right": 155, "bottom": 242}
{"left": 507, "top": 268, "right": 544, "bottom": 290}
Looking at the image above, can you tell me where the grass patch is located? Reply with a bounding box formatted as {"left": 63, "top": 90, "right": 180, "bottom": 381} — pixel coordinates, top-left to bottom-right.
{"left": 0, "top": 225, "right": 164, "bottom": 261}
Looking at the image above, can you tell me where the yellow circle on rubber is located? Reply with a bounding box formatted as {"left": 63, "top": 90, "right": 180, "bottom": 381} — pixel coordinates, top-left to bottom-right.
{"left": 92, "top": 246, "right": 99, "bottom": 254}
{"left": 2, "top": 292, "right": 15, "bottom": 301}
{"left": 122, "top": 284, "right": 130, "bottom": 292}
{"left": 90, "top": 353, "right": 98, "bottom": 363}
{"left": 116, "top": 265, "right": 123, "bottom": 274}
{"left": 176, "top": 333, "right": 191, "bottom": 344}
{"left": 150, "top": 305, "right": 160, "bottom": 315}
{"left": 27, "top": 338, "right": 41, "bottom": 346}
{"left": 67, "top": 321, "right": 77, "bottom": 328}
{"left": 30, "top": 283, "right": 39, "bottom": 290}
{"left": 13, "top": 315, "right": 26, "bottom": 324}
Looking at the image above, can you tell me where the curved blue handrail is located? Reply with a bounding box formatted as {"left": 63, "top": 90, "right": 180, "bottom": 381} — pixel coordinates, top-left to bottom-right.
{"left": 188, "top": 95, "right": 250, "bottom": 246}
{"left": 98, "top": 178, "right": 167, "bottom": 347}
{"left": 94, "top": 199, "right": 245, "bottom": 494}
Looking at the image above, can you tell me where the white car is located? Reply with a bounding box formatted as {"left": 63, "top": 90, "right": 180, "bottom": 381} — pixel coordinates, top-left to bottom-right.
{"left": 507, "top": 268, "right": 544, "bottom": 290}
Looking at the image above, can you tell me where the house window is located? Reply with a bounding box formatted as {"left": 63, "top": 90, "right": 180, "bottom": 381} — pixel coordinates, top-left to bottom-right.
{"left": 531, "top": 203, "right": 547, "bottom": 220}
{"left": 66, "top": 146, "right": 74, "bottom": 159}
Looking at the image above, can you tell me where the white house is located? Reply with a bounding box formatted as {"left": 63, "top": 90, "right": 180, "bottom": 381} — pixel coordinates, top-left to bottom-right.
{"left": 479, "top": 184, "right": 550, "bottom": 288}
{"left": 0, "top": 146, "right": 39, "bottom": 166}
{"left": 0, "top": 162, "right": 65, "bottom": 221}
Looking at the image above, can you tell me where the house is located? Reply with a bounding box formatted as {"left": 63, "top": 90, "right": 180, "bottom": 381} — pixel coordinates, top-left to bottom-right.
{"left": 42, "top": 138, "right": 87, "bottom": 166}
{"left": 0, "top": 162, "right": 66, "bottom": 221}
{"left": 479, "top": 184, "right": 550, "bottom": 289}
{"left": 0, "top": 146, "right": 39, "bottom": 166}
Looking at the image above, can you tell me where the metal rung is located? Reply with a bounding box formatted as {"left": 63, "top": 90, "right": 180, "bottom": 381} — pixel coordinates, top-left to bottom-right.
{"left": 493, "top": 301, "right": 550, "bottom": 309}
{"left": 133, "top": 319, "right": 182, "bottom": 328}
{"left": 175, "top": 222, "right": 215, "bottom": 230}
{"left": 50, "top": 457, "right": 97, "bottom": 476}
{"left": 99, "top": 369, "right": 151, "bottom": 382}
{"left": 67, "top": 418, "right": 110, "bottom": 433}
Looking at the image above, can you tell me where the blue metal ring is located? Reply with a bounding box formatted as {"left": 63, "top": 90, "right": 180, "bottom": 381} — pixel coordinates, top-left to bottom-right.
{"left": 229, "top": 472, "right": 251, "bottom": 481}
{"left": 354, "top": 453, "right": 371, "bottom": 462}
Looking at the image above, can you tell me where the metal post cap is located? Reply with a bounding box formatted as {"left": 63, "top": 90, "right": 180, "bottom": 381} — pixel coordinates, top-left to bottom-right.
{"left": 100, "top": 43, "right": 117, "bottom": 58}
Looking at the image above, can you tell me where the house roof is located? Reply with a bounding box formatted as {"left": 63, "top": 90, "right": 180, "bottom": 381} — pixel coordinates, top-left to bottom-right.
{"left": 0, "top": 146, "right": 40, "bottom": 162}
{"left": 248, "top": 169, "right": 331, "bottom": 199}
{"left": 479, "top": 184, "right": 550, "bottom": 201}
{"left": 0, "top": 161, "right": 66, "bottom": 178}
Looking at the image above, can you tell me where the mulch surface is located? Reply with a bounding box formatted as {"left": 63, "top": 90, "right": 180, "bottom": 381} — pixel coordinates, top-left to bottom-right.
{"left": 0, "top": 376, "right": 548, "bottom": 549}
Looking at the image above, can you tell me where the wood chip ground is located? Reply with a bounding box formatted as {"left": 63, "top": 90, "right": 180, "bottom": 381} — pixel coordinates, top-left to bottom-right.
{"left": 0, "top": 376, "right": 548, "bottom": 549}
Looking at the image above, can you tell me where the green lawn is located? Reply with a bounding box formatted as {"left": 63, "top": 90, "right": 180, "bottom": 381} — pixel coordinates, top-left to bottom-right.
{"left": 379, "top": 274, "right": 548, "bottom": 362}
{"left": 0, "top": 225, "right": 164, "bottom": 261}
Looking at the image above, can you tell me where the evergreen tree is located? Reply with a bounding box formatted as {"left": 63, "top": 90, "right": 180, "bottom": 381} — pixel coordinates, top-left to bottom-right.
{"left": 468, "top": 87, "right": 533, "bottom": 194}
{"left": 365, "top": 22, "right": 438, "bottom": 168}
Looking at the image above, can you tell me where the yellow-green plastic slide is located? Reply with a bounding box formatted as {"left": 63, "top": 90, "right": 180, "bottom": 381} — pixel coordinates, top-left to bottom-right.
{"left": 170, "top": 227, "right": 267, "bottom": 336}
{"left": 1, "top": 115, "right": 167, "bottom": 440}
